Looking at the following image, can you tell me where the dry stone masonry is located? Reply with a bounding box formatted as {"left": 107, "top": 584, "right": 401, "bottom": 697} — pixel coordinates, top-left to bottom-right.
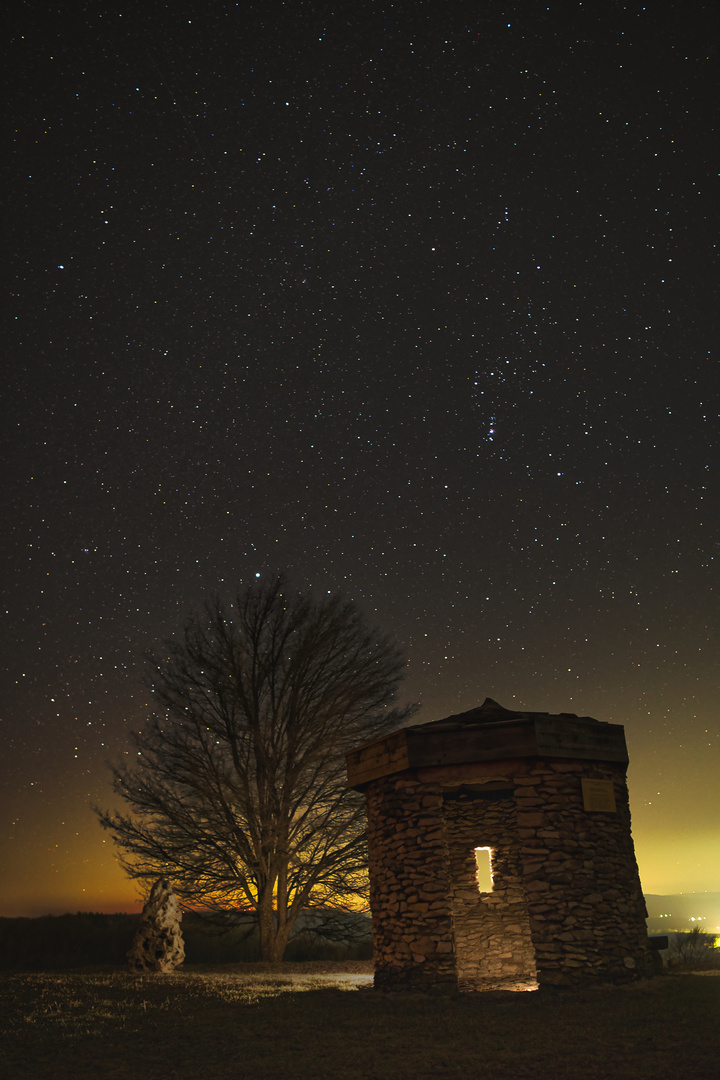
{"left": 127, "top": 876, "right": 185, "bottom": 973}
{"left": 347, "top": 699, "right": 654, "bottom": 992}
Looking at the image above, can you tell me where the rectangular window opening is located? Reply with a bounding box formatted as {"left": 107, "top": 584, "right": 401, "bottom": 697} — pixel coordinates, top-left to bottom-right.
{"left": 475, "top": 846, "right": 494, "bottom": 892}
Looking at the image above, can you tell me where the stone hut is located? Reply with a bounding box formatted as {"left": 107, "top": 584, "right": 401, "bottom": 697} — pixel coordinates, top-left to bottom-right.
{"left": 347, "top": 698, "right": 653, "bottom": 991}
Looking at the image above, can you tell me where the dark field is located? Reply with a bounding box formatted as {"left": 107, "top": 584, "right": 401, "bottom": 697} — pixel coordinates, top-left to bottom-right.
{"left": 1, "top": 965, "right": 718, "bottom": 1080}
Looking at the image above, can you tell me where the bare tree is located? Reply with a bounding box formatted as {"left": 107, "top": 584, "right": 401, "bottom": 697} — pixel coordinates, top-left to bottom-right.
{"left": 97, "top": 577, "right": 417, "bottom": 960}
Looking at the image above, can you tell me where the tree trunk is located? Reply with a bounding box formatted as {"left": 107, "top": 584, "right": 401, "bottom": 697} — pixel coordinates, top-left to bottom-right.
{"left": 257, "top": 894, "right": 276, "bottom": 961}
{"left": 258, "top": 915, "right": 291, "bottom": 961}
{"left": 257, "top": 890, "right": 292, "bottom": 961}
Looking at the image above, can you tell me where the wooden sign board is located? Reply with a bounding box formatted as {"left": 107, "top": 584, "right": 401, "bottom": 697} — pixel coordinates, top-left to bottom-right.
{"left": 581, "top": 778, "right": 617, "bottom": 813}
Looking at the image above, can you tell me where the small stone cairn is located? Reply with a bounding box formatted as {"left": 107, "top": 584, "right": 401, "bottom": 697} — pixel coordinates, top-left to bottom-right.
{"left": 127, "top": 877, "right": 185, "bottom": 973}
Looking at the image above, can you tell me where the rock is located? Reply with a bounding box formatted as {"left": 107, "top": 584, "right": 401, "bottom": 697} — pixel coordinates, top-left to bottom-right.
{"left": 127, "top": 877, "right": 185, "bottom": 973}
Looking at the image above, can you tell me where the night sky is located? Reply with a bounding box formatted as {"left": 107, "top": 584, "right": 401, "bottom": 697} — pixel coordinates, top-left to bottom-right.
{"left": 3, "top": 1, "right": 718, "bottom": 917}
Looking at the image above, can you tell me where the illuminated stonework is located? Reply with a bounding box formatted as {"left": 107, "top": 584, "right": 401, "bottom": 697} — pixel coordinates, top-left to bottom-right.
{"left": 445, "top": 791, "right": 537, "bottom": 991}
{"left": 348, "top": 699, "right": 654, "bottom": 992}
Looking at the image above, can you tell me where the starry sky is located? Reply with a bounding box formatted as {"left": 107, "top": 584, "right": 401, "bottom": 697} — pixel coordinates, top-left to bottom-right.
{"left": 3, "top": 1, "right": 719, "bottom": 917}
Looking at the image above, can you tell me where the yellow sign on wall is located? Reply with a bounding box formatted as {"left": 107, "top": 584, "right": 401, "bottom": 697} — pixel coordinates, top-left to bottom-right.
{"left": 581, "top": 778, "right": 617, "bottom": 813}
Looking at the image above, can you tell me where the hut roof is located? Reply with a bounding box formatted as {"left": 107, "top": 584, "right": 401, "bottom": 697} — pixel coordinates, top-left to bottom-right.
{"left": 347, "top": 698, "right": 628, "bottom": 789}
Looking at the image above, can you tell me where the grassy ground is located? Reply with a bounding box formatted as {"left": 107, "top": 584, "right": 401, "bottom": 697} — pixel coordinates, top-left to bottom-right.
{"left": 1, "top": 966, "right": 717, "bottom": 1080}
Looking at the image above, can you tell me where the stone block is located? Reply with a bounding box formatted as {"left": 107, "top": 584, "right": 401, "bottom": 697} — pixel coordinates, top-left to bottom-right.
{"left": 127, "top": 877, "right": 184, "bottom": 974}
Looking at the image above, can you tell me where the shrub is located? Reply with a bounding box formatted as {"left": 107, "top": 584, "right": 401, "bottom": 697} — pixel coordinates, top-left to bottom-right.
{"left": 667, "top": 928, "right": 720, "bottom": 970}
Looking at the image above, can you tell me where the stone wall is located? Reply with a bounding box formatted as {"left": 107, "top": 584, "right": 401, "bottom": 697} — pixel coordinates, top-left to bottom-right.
{"left": 364, "top": 758, "right": 653, "bottom": 991}
{"left": 443, "top": 791, "right": 537, "bottom": 990}
{"left": 515, "top": 759, "right": 653, "bottom": 985}
{"left": 366, "top": 775, "right": 456, "bottom": 991}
